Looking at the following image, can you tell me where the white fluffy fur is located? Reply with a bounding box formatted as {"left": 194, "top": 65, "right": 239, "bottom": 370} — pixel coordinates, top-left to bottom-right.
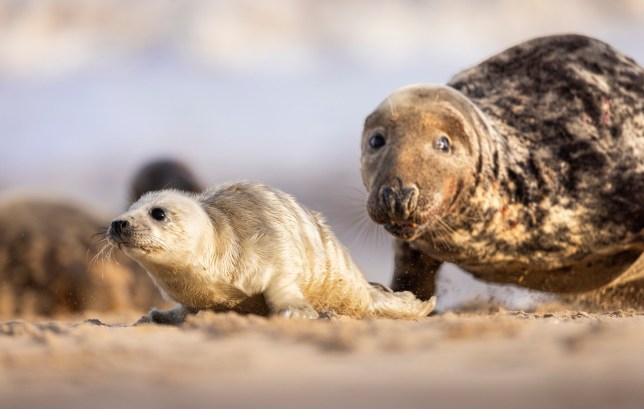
{"left": 109, "top": 181, "right": 435, "bottom": 321}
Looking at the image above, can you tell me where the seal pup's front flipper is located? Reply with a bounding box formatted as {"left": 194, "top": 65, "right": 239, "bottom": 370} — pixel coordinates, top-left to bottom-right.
{"left": 136, "top": 304, "right": 198, "bottom": 325}
{"left": 264, "top": 274, "right": 319, "bottom": 319}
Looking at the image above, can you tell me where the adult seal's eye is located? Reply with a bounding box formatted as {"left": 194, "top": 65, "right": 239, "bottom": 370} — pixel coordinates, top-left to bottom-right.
{"left": 434, "top": 135, "right": 451, "bottom": 153}
{"left": 369, "top": 133, "right": 386, "bottom": 149}
{"left": 150, "top": 207, "right": 166, "bottom": 221}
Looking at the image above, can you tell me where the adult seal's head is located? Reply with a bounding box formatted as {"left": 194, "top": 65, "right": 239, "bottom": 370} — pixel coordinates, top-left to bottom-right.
{"left": 361, "top": 84, "right": 487, "bottom": 241}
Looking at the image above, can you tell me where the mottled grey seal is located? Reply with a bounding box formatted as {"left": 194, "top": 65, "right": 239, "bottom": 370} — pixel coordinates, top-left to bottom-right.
{"left": 0, "top": 196, "right": 164, "bottom": 317}
{"left": 107, "top": 181, "right": 435, "bottom": 323}
{"left": 360, "top": 34, "right": 644, "bottom": 300}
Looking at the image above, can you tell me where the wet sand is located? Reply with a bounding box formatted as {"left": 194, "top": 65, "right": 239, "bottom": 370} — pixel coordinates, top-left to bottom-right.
{"left": 1, "top": 309, "right": 643, "bottom": 409}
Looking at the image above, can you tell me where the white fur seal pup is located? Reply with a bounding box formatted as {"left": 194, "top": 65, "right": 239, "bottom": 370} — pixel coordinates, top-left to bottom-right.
{"left": 107, "top": 181, "right": 435, "bottom": 323}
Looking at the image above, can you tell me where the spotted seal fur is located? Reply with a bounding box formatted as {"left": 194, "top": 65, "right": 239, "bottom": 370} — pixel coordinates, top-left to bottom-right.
{"left": 360, "top": 34, "right": 644, "bottom": 300}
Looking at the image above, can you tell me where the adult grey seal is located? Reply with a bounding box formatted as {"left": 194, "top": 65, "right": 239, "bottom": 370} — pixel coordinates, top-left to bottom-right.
{"left": 107, "top": 181, "right": 435, "bottom": 323}
{"left": 360, "top": 34, "right": 644, "bottom": 300}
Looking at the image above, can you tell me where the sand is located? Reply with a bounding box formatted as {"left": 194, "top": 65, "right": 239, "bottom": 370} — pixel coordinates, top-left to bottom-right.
{"left": 1, "top": 308, "right": 644, "bottom": 409}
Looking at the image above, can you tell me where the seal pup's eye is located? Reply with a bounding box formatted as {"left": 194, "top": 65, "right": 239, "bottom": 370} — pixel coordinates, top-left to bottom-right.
{"left": 369, "top": 133, "right": 386, "bottom": 149}
{"left": 434, "top": 135, "right": 451, "bottom": 153}
{"left": 150, "top": 207, "right": 167, "bottom": 221}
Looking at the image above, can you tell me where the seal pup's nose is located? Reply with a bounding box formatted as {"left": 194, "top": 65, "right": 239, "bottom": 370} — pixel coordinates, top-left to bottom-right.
{"left": 110, "top": 219, "right": 129, "bottom": 236}
{"left": 379, "top": 179, "right": 419, "bottom": 220}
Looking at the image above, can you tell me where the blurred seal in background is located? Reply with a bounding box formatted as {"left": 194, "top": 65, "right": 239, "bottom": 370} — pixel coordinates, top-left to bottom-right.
{"left": 0, "top": 196, "right": 163, "bottom": 317}
{"left": 0, "top": 158, "right": 203, "bottom": 318}
{"left": 129, "top": 158, "right": 203, "bottom": 204}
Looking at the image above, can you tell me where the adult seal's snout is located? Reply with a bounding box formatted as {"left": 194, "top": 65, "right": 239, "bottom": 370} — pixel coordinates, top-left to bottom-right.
{"left": 379, "top": 180, "right": 419, "bottom": 221}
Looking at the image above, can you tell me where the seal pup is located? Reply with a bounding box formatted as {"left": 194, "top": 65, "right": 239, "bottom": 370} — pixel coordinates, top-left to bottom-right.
{"left": 361, "top": 34, "right": 644, "bottom": 300}
{"left": 107, "top": 181, "right": 435, "bottom": 323}
{"left": 129, "top": 158, "right": 203, "bottom": 203}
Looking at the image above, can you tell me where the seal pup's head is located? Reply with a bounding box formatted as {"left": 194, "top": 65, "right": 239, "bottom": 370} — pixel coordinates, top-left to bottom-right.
{"left": 361, "top": 84, "right": 486, "bottom": 241}
{"left": 108, "top": 190, "right": 214, "bottom": 276}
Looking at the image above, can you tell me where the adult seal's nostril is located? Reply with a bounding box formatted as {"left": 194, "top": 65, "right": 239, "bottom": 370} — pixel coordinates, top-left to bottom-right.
{"left": 400, "top": 185, "right": 419, "bottom": 219}
{"left": 380, "top": 186, "right": 396, "bottom": 214}
{"left": 379, "top": 183, "right": 419, "bottom": 220}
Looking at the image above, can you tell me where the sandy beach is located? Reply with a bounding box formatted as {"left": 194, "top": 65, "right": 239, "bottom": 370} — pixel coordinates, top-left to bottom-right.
{"left": 2, "top": 308, "right": 643, "bottom": 409}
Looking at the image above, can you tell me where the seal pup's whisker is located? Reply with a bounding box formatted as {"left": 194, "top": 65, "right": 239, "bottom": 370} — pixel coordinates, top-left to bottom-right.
{"left": 90, "top": 243, "right": 110, "bottom": 267}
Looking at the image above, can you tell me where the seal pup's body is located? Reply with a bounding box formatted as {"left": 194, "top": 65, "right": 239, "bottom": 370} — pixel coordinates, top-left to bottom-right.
{"left": 361, "top": 34, "right": 644, "bottom": 299}
{"left": 108, "top": 181, "right": 435, "bottom": 322}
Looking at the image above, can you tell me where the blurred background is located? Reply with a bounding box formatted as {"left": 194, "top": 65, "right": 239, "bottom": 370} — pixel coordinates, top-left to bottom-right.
{"left": 0, "top": 0, "right": 642, "bottom": 310}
